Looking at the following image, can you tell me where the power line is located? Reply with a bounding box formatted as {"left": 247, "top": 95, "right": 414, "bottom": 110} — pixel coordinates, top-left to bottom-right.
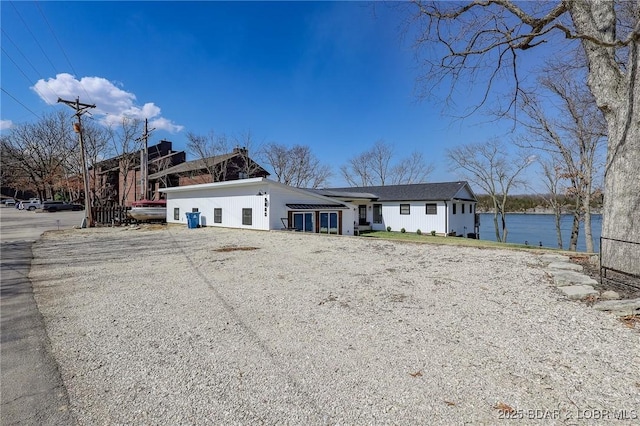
{"left": 1, "top": 87, "right": 42, "bottom": 120}
{"left": 2, "top": 29, "right": 43, "bottom": 81}
{"left": 34, "top": 0, "right": 94, "bottom": 105}
{"left": 9, "top": 1, "right": 59, "bottom": 75}
{"left": 1, "top": 46, "right": 59, "bottom": 102}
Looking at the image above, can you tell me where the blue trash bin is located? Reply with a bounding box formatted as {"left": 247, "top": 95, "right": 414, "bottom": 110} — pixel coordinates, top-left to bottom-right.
{"left": 186, "top": 212, "right": 201, "bottom": 229}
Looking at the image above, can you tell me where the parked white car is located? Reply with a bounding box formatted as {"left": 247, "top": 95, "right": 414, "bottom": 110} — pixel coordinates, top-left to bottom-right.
{"left": 20, "top": 199, "right": 42, "bottom": 211}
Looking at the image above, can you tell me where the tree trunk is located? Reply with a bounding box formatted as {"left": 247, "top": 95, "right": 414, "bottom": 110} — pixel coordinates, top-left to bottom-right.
{"left": 569, "top": 213, "right": 580, "bottom": 252}
{"left": 493, "top": 211, "right": 501, "bottom": 242}
{"left": 554, "top": 207, "right": 563, "bottom": 250}
{"left": 583, "top": 178, "right": 594, "bottom": 253}
{"left": 570, "top": 2, "right": 640, "bottom": 275}
{"left": 500, "top": 212, "right": 508, "bottom": 243}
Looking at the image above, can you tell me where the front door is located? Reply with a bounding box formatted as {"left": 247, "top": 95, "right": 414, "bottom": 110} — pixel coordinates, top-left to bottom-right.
{"left": 359, "top": 205, "right": 367, "bottom": 225}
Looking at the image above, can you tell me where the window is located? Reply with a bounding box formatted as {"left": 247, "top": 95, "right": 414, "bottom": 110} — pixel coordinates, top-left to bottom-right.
{"left": 242, "top": 208, "right": 252, "bottom": 225}
{"left": 400, "top": 204, "right": 410, "bottom": 215}
{"left": 214, "top": 208, "right": 222, "bottom": 223}
{"left": 462, "top": 204, "right": 465, "bottom": 214}
{"left": 293, "top": 212, "right": 314, "bottom": 232}
{"left": 373, "top": 204, "right": 383, "bottom": 223}
{"left": 173, "top": 207, "right": 179, "bottom": 221}
{"left": 192, "top": 207, "right": 199, "bottom": 213}
{"left": 470, "top": 204, "right": 474, "bottom": 214}
{"left": 425, "top": 203, "right": 437, "bottom": 215}
{"left": 453, "top": 204, "right": 457, "bottom": 214}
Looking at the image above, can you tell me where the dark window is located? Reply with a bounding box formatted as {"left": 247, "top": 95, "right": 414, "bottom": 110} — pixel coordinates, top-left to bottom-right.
{"left": 214, "top": 208, "right": 222, "bottom": 223}
{"left": 400, "top": 204, "right": 410, "bottom": 215}
{"left": 462, "top": 204, "right": 465, "bottom": 214}
{"left": 242, "top": 208, "right": 252, "bottom": 225}
{"left": 373, "top": 204, "right": 383, "bottom": 223}
{"left": 425, "top": 203, "right": 437, "bottom": 215}
{"left": 471, "top": 204, "right": 474, "bottom": 214}
{"left": 173, "top": 208, "right": 179, "bottom": 221}
{"left": 453, "top": 204, "right": 457, "bottom": 215}
{"left": 192, "top": 208, "right": 199, "bottom": 213}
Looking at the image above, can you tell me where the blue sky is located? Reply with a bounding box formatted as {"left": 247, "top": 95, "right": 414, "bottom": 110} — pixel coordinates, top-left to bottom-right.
{"left": 2, "top": 1, "right": 536, "bottom": 187}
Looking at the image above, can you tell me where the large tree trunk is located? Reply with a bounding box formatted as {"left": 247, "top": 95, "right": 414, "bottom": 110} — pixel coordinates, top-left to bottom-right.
{"left": 570, "top": 2, "right": 640, "bottom": 275}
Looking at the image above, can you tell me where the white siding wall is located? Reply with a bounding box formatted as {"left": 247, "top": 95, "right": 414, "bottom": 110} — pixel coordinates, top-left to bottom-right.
{"left": 164, "top": 181, "right": 356, "bottom": 235}
{"left": 268, "top": 184, "right": 355, "bottom": 235}
{"left": 166, "top": 184, "right": 270, "bottom": 230}
{"left": 375, "top": 202, "right": 447, "bottom": 234}
{"left": 448, "top": 201, "right": 477, "bottom": 237}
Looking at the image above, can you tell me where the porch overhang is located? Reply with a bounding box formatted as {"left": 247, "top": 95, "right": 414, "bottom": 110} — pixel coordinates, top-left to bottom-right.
{"left": 286, "top": 203, "right": 349, "bottom": 210}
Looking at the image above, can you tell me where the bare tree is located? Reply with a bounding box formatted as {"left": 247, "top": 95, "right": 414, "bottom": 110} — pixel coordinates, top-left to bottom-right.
{"left": 341, "top": 140, "right": 435, "bottom": 186}
{"left": 263, "top": 142, "right": 332, "bottom": 188}
{"left": 539, "top": 157, "right": 566, "bottom": 249}
{"left": 391, "top": 151, "right": 436, "bottom": 185}
{"left": 230, "top": 130, "right": 267, "bottom": 179}
{"left": 0, "top": 111, "right": 73, "bottom": 200}
{"left": 340, "top": 150, "right": 375, "bottom": 187}
{"left": 186, "top": 130, "right": 231, "bottom": 182}
{"left": 106, "top": 117, "right": 143, "bottom": 206}
{"left": 446, "top": 139, "right": 533, "bottom": 243}
{"left": 66, "top": 119, "right": 110, "bottom": 205}
{"left": 409, "top": 0, "right": 639, "bottom": 271}
{"left": 518, "top": 70, "right": 606, "bottom": 252}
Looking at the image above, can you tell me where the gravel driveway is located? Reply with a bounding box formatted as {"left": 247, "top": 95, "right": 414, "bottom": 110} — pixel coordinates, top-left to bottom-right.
{"left": 30, "top": 226, "right": 640, "bottom": 424}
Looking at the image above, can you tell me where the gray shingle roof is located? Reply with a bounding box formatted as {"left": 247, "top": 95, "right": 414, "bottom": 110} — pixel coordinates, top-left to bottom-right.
{"left": 312, "top": 181, "right": 474, "bottom": 202}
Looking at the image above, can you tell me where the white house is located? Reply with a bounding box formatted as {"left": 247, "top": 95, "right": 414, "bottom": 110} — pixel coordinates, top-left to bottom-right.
{"left": 160, "top": 178, "right": 357, "bottom": 235}
{"left": 312, "top": 181, "right": 479, "bottom": 237}
{"left": 160, "top": 178, "right": 478, "bottom": 237}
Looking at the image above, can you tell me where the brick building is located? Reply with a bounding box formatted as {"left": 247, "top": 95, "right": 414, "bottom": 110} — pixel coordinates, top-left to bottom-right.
{"left": 92, "top": 141, "right": 269, "bottom": 207}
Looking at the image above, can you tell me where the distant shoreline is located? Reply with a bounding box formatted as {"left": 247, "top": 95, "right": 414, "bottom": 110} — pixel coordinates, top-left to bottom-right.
{"left": 477, "top": 210, "right": 603, "bottom": 215}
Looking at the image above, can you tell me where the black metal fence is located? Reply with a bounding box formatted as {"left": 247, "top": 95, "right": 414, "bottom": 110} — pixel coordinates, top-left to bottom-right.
{"left": 92, "top": 206, "right": 132, "bottom": 226}
{"left": 600, "top": 236, "right": 640, "bottom": 290}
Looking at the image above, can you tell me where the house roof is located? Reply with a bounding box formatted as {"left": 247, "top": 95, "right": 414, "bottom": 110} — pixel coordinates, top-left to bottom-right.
{"left": 148, "top": 152, "right": 238, "bottom": 179}
{"left": 312, "top": 181, "right": 476, "bottom": 202}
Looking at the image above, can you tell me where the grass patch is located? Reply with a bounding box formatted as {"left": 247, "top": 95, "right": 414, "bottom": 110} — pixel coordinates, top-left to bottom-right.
{"left": 360, "top": 231, "right": 561, "bottom": 252}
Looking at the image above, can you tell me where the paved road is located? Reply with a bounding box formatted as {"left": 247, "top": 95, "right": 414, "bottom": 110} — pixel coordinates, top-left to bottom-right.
{"left": 1, "top": 207, "right": 83, "bottom": 425}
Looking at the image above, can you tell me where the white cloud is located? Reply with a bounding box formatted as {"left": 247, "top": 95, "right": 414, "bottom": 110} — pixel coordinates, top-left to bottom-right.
{"left": 32, "top": 73, "right": 183, "bottom": 133}
{"left": 0, "top": 120, "right": 13, "bottom": 131}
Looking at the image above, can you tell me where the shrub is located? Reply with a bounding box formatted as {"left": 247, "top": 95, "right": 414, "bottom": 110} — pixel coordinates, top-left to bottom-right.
{"left": 386, "top": 226, "right": 391, "bottom": 232}
{"left": 401, "top": 228, "right": 406, "bottom": 233}
{"left": 416, "top": 229, "right": 422, "bottom": 235}
{"left": 430, "top": 230, "right": 436, "bottom": 236}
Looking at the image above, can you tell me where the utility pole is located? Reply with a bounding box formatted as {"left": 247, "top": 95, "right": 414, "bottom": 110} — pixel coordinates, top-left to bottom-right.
{"left": 135, "top": 118, "right": 155, "bottom": 200}
{"left": 57, "top": 97, "right": 96, "bottom": 228}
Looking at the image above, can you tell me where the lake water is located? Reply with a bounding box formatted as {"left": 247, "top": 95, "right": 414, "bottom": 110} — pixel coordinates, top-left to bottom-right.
{"left": 478, "top": 213, "right": 602, "bottom": 253}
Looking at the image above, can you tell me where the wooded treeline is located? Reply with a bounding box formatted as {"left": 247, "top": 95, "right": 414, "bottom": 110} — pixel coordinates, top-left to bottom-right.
{"left": 475, "top": 194, "right": 604, "bottom": 214}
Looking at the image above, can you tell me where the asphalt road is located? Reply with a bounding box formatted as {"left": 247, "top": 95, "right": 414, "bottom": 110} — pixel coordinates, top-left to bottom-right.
{"left": 1, "top": 207, "right": 84, "bottom": 425}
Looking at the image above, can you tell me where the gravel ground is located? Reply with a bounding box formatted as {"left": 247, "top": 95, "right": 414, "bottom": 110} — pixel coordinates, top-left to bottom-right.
{"left": 30, "top": 226, "right": 640, "bottom": 424}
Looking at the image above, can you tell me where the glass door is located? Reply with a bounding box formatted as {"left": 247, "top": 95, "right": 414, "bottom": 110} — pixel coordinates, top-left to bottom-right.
{"left": 293, "top": 212, "right": 314, "bottom": 232}
{"left": 319, "top": 212, "right": 338, "bottom": 234}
